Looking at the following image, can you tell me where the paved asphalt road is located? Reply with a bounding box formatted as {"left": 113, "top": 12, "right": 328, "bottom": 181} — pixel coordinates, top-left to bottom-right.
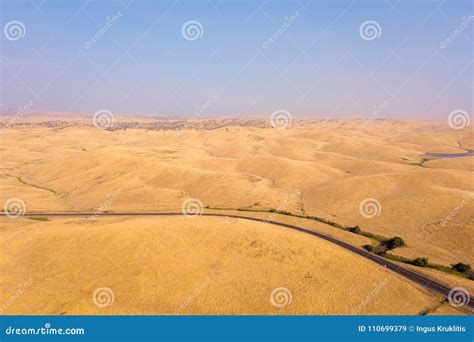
{"left": 2, "top": 211, "right": 473, "bottom": 310}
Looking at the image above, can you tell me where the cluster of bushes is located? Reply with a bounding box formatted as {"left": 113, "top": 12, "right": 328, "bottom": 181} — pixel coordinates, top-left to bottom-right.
{"left": 229, "top": 206, "right": 473, "bottom": 280}
{"left": 348, "top": 226, "right": 361, "bottom": 234}
{"left": 269, "top": 209, "right": 292, "bottom": 216}
{"left": 385, "top": 237, "right": 405, "bottom": 249}
{"left": 451, "top": 263, "right": 474, "bottom": 280}
{"left": 408, "top": 259, "right": 473, "bottom": 277}
{"left": 259, "top": 209, "right": 389, "bottom": 243}
{"left": 412, "top": 257, "right": 429, "bottom": 267}
{"left": 364, "top": 237, "right": 406, "bottom": 255}
{"left": 268, "top": 209, "right": 347, "bottom": 229}
{"left": 387, "top": 257, "right": 474, "bottom": 280}
{"left": 452, "top": 262, "right": 471, "bottom": 273}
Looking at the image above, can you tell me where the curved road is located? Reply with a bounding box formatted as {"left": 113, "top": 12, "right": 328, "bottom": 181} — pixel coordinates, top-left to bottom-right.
{"left": 3, "top": 211, "right": 473, "bottom": 310}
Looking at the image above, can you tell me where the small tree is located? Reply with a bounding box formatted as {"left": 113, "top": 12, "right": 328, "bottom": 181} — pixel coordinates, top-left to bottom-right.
{"left": 363, "top": 244, "right": 374, "bottom": 252}
{"left": 349, "top": 226, "right": 362, "bottom": 234}
{"left": 413, "top": 257, "right": 429, "bottom": 267}
{"left": 451, "top": 263, "right": 472, "bottom": 274}
{"left": 390, "top": 237, "right": 405, "bottom": 248}
{"left": 384, "top": 237, "right": 406, "bottom": 250}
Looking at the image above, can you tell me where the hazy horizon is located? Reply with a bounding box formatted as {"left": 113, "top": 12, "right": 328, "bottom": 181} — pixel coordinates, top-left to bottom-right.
{"left": 0, "top": 108, "right": 468, "bottom": 122}
{"left": 1, "top": 0, "right": 472, "bottom": 120}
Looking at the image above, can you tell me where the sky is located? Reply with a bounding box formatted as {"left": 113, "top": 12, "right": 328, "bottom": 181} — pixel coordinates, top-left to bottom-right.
{"left": 0, "top": 0, "right": 472, "bottom": 119}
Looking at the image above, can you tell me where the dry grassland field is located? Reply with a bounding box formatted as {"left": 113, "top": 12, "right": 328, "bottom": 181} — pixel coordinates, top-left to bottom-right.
{"left": 0, "top": 116, "right": 473, "bottom": 315}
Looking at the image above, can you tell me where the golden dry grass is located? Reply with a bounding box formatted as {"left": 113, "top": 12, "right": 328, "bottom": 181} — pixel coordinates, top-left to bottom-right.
{"left": 0, "top": 216, "right": 446, "bottom": 315}
{"left": 0, "top": 117, "right": 472, "bottom": 314}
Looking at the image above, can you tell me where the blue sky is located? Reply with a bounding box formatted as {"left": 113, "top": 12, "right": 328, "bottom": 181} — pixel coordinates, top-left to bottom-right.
{"left": 0, "top": 0, "right": 472, "bottom": 119}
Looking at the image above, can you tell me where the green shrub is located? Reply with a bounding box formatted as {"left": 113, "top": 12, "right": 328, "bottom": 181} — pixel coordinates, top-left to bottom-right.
{"left": 385, "top": 237, "right": 405, "bottom": 249}
{"left": 451, "top": 262, "right": 471, "bottom": 274}
{"left": 28, "top": 217, "right": 49, "bottom": 221}
{"left": 413, "top": 257, "right": 429, "bottom": 267}
{"left": 363, "top": 244, "right": 374, "bottom": 252}
{"left": 348, "top": 226, "right": 362, "bottom": 234}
